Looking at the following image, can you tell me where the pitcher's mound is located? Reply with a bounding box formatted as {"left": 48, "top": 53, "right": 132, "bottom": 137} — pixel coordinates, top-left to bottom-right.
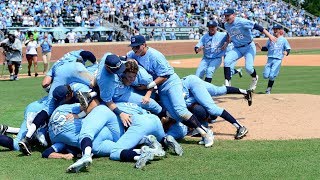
{"left": 210, "top": 94, "right": 320, "bottom": 140}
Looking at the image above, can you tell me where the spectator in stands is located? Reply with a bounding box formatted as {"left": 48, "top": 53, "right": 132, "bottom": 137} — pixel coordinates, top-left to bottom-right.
{"left": 40, "top": 33, "right": 52, "bottom": 74}
{"left": 66, "top": 30, "right": 76, "bottom": 43}
{"left": 161, "top": 29, "right": 166, "bottom": 41}
{"left": 25, "top": 31, "right": 39, "bottom": 77}
{"left": 169, "top": 29, "right": 176, "bottom": 40}
{"left": 85, "top": 31, "right": 91, "bottom": 43}
{"left": 188, "top": 29, "right": 195, "bottom": 40}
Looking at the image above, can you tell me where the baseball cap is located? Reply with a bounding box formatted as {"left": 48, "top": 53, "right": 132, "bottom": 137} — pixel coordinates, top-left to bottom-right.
{"left": 207, "top": 21, "right": 218, "bottom": 27}
{"left": 105, "top": 54, "right": 126, "bottom": 74}
{"left": 223, "top": 8, "right": 235, "bottom": 15}
{"left": 272, "top": 24, "right": 283, "bottom": 29}
{"left": 80, "top": 51, "right": 96, "bottom": 63}
{"left": 129, "top": 35, "right": 146, "bottom": 47}
{"left": 53, "top": 85, "right": 71, "bottom": 103}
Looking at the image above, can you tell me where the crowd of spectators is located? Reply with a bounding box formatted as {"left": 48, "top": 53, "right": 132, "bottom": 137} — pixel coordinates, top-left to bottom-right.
{"left": 0, "top": 0, "right": 319, "bottom": 39}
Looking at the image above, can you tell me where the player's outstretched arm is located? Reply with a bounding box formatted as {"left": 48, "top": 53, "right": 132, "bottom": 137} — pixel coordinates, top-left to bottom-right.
{"left": 263, "top": 29, "right": 277, "bottom": 43}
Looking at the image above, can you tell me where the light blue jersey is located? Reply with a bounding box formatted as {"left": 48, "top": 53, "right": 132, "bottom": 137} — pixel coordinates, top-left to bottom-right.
{"left": 97, "top": 53, "right": 162, "bottom": 114}
{"left": 263, "top": 36, "right": 291, "bottom": 81}
{"left": 49, "top": 104, "right": 120, "bottom": 157}
{"left": 45, "top": 62, "right": 92, "bottom": 115}
{"left": 224, "top": 17, "right": 255, "bottom": 47}
{"left": 96, "top": 53, "right": 121, "bottom": 103}
{"left": 195, "top": 31, "right": 227, "bottom": 59}
{"left": 265, "top": 36, "right": 291, "bottom": 60}
{"left": 195, "top": 31, "right": 227, "bottom": 79}
{"left": 110, "top": 102, "right": 165, "bottom": 161}
{"left": 127, "top": 47, "right": 174, "bottom": 81}
{"left": 127, "top": 48, "right": 193, "bottom": 122}
{"left": 130, "top": 65, "right": 153, "bottom": 87}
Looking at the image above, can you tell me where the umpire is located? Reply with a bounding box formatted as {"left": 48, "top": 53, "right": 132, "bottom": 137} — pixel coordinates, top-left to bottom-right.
{"left": 0, "top": 31, "right": 22, "bottom": 80}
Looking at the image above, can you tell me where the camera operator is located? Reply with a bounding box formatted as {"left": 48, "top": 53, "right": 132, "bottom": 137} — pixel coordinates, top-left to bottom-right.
{"left": 0, "top": 32, "right": 22, "bottom": 80}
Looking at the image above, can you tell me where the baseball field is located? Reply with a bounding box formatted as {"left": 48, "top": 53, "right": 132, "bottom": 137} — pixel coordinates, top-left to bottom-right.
{"left": 0, "top": 47, "right": 320, "bottom": 178}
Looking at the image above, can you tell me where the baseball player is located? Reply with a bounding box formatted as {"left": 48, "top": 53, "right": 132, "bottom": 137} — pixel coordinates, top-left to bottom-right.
{"left": 127, "top": 35, "right": 214, "bottom": 147}
{"left": 0, "top": 96, "right": 48, "bottom": 152}
{"left": 255, "top": 25, "right": 291, "bottom": 94}
{"left": 194, "top": 21, "right": 227, "bottom": 83}
{"left": 181, "top": 75, "right": 249, "bottom": 139}
{"left": 222, "top": 8, "right": 277, "bottom": 90}
{"left": 48, "top": 102, "right": 122, "bottom": 173}
{"left": 19, "top": 54, "right": 95, "bottom": 155}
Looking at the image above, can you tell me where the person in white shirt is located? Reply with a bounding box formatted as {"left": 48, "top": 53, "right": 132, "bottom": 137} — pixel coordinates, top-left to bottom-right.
{"left": 25, "top": 32, "right": 39, "bottom": 77}
{"left": 66, "top": 30, "right": 76, "bottom": 43}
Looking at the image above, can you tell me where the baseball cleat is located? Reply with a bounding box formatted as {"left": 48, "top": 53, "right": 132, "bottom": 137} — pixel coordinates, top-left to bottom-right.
{"left": 135, "top": 146, "right": 155, "bottom": 169}
{"left": 164, "top": 135, "right": 183, "bottom": 156}
{"left": 265, "top": 87, "right": 271, "bottom": 94}
{"left": 203, "top": 129, "right": 214, "bottom": 147}
{"left": 76, "top": 91, "right": 91, "bottom": 109}
{"left": 66, "top": 154, "right": 92, "bottom": 173}
{"left": 249, "top": 75, "right": 259, "bottom": 91}
{"left": 143, "top": 135, "right": 165, "bottom": 157}
{"left": 235, "top": 126, "right": 248, "bottom": 139}
{"left": 237, "top": 68, "right": 243, "bottom": 78}
{"left": 18, "top": 137, "right": 32, "bottom": 156}
{"left": 245, "top": 90, "right": 253, "bottom": 106}
{"left": 0, "top": 124, "right": 8, "bottom": 135}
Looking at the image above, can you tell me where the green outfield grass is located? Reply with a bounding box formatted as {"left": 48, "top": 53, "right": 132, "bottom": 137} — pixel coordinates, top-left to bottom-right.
{"left": 166, "top": 49, "right": 320, "bottom": 60}
{"left": 0, "top": 59, "right": 320, "bottom": 179}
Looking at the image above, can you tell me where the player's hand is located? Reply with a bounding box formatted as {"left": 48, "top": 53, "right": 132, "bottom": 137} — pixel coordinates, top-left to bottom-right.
{"left": 194, "top": 47, "right": 199, "bottom": 54}
{"left": 120, "top": 112, "right": 132, "bottom": 127}
{"left": 141, "top": 96, "right": 150, "bottom": 104}
{"left": 65, "top": 113, "right": 78, "bottom": 121}
{"left": 63, "top": 153, "right": 74, "bottom": 160}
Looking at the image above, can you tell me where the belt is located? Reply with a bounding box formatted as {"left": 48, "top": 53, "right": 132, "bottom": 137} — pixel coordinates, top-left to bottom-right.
{"left": 235, "top": 41, "right": 252, "bottom": 48}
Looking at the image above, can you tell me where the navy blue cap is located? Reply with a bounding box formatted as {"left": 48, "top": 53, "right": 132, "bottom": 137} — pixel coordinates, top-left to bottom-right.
{"left": 129, "top": 35, "right": 146, "bottom": 47}
{"left": 105, "top": 54, "right": 126, "bottom": 74}
{"left": 207, "top": 21, "right": 218, "bottom": 27}
{"left": 53, "top": 85, "right": 71, "bottom": 103}
{"left": 223, "top": 8, "right": 235, "bottom": 15}
{"left": 80, "top": 51, "right": 96, "bottom": 63}
{"left": 272, "top": 24, "right": 283, "bottom": 29}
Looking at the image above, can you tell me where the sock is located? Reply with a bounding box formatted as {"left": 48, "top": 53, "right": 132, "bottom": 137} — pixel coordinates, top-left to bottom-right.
{"left": 89, "top": 91, "right": 97, "bottom": 98}
{"left": 6, "top": 127, "right": 20, "bottom": 134}
{"left": 160, "top": 137, "right": 168, "bottom": 149}
{"left": 224, "top": 67, "right": 231, "bottom": 80}
{"left": 0, "top": 135, "right": 14, "bottom": 150}
{"left": 239, "top": 88, "right": 247, "bottom": 94}
{"left": 204, "top": 77, "right": 212, "bottom": 83}
{"left": 220, "top": 110, "right": 241, "bottom": 129}
{"left": 268, "top": 80, "right": 274, "bottom": 88}
{"left": 182, "top": 115, "right": 207, "bottom": 136}
{"left": 26, "top": 123, "right": 36, "bottom": 138}
{"left": 81, "top": 137, "right": 92, "bottom": 155}
{"left": 226, "top": 86, "right": 242, "bottom": 94}
{"left": 120, "top": 149, "right": 139, "bottom": 162}
{"left": 250, "top": 69, "right": 257, "bottom": 78}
